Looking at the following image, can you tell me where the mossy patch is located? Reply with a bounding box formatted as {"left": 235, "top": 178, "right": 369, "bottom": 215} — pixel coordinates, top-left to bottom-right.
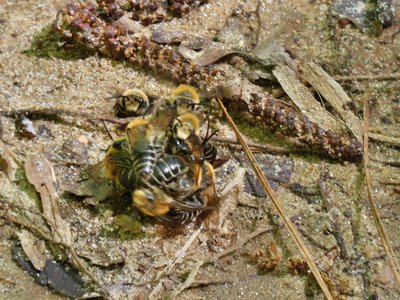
{"left": 24, "top": 25, "right": 92, "bottom": 60}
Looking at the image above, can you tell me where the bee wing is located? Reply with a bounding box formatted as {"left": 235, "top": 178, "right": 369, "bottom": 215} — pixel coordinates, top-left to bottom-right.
{"left": 125, "top": 119, "right": 149, "bottom": 150}
{"left": 150, "top": 106, "right": 178, "bottom": 135}
{"left": 85, "top": 159, "right": 112, "bottom": 182}
{"left": 199, "top": 182, "right": 220, "bottom": 230}
{"left": 212, "top": 155, "right": 230, "bottom": 169}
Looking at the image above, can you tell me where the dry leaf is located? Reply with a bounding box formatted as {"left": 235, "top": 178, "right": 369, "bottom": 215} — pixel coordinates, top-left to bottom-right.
{"left": 273, "top": 63, "right": 345, "bottom": 134}
{"left": 24, "top": 155, "right": 72, "bottom": 244}
{"left": 17, "top": 229, "right": 47, "bottom": 271}
{"left": 0, "top": 141, "right": 19, "bottom": 180}
{"left": 299, "top": 62, "right": 363, "bottom": 141}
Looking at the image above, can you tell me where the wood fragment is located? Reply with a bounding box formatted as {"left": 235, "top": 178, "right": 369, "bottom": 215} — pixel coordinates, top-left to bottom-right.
{"left": 299, "top": 62, "right": 363, "bottom": 142}
{"left": 217, "top": 98, "right": 334, "bottom": 300}
{"left": 363, "top": 99, "right": 400, "bottom": 288}
{"left": 273, "top": 63, "right": 345, "bottom": 134}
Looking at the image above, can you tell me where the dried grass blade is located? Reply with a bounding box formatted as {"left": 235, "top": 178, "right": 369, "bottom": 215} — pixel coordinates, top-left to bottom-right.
{"left": 217, "top": 98, "right": 333, "bottom": 300}
{"left": 363, "top": 99, "right": 400, "bottom": 287}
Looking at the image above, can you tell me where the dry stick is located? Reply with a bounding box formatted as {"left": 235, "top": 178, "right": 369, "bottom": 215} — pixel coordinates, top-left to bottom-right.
{"left": 363, "top": 99, "right": 400, "bottom": 287}
{"left": 211, "top": 137, "right": 294, "bottom": 154}
{"left": 172, "top": 226, "right": 272, "bottom": 297}
{"left": 333, "top": 74, "right": 400, "bottom": 82}
{"left": 217, "top": 98, "right": 333, "bottom": 300}
{"left": 148, "top": 227, "right": 202, "bottom": 300}
{"left": 4, "top": 213, "right": 110, "bottom": 299}
{"left": 0, "top": 108, "right": 127, "bottom": 126}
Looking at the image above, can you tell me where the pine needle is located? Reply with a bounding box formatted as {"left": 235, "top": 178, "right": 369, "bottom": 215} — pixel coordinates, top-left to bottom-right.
{"left": 217, "top": 98, "right": 334, "bottom": 300}
{"left": 363, "top": 99, "right": 400, "bottom": 287}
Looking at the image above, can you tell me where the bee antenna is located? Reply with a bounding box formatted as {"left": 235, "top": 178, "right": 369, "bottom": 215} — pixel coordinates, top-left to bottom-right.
{"left": 202, "top": 114, "right": 218, "bottom": 146}
{"left": 105, "top": 95, "right": 120, "bottom": 101}
{"left": 101, "top": 120, "right": 114, "bottom": 140}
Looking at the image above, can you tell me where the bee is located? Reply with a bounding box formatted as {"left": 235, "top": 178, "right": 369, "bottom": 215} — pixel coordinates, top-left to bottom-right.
{"left": 132, "top": 184, "right": 210, "bottom": 222}
{"left": 86, "top": 114, "right": 173, "bottom": 190}
{"left": 165, "top": 112, "right": 202, "bottom": 160}
{"left": 113, "top": 88, "right": 150, "bottom": 118}
{"left": 132, "top": 185, "right": 173, "bottom": 218}
{"left": 162, "top": 191, "right": 208, "bottom": 226}
{"left": 201, "top": 118, "right": 219, "bottom": 165}
{"left": 86, "top": 119, "right": 149, "bottom": 187}
{"left": 168, "top": 84, "right": 200, "bottom": 115}
{"left": 148, "top": 154, "right": 194, "bottom": 198}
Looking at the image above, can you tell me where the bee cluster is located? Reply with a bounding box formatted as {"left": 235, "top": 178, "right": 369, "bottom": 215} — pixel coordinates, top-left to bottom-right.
{"left": 53, "top": 1, "right": 363, "bottom": 161}
{"left": 88, "top": 85, "right": 218, "bottom": 226}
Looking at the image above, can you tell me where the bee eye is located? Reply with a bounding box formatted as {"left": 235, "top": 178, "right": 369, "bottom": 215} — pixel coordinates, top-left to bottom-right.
{"left": 147, "top": 194, "right": 154, "bottom": 203}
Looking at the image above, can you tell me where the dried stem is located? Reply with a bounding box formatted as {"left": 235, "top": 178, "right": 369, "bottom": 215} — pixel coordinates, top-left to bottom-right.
{"left": 0, "top": 108, "right": 127, "bottom": 126}
{"left": 363, "top": 99, "right": 400, "bottom": 288}
{"left": 172, "top": 226, "right": 272, "bottom": 297}
{"left": 217, "top": 98, "right": 334, "bottom": 300}
{"left": 211, "top": 137, "right": 295, "bottom": 155}
{"left": 333, "top": 74, "right": 400, "bottom": 82}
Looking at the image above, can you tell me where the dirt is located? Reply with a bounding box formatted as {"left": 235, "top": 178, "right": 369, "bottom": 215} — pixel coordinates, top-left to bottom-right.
{"left": 0, "top": 0, "right": 399, "bottom": 299}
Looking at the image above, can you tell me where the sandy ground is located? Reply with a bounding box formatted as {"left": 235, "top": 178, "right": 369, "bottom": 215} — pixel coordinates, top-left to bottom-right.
{"left": 0, "top": 0, "right": 399, "bottom": 299}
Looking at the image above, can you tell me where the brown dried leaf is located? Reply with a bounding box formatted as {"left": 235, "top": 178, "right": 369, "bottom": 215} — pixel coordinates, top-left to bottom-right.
{"left": 273, "top": 63, "right": 345, "bottom": 134}
{"left": 0, "top": 141, "right": 19, "bottom": 181}
{"left": 17, "top": 229, "right": 47, "bottom": 271}
{"left": 299, "top": 62, "right": 363, "bottom": 141}
{"left": 24, "top": 155, "right": 72, "bottom": 244}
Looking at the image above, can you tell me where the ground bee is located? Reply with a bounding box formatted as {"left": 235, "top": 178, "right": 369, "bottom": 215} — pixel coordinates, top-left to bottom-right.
{"left": 113, "top": 88, "right": 150, "bottom": 118}
{"left": 168, "top": 84, "right": 200, "bottom": 114}
{"left": 132, "top": 185, "right": 174, "bottom": 218}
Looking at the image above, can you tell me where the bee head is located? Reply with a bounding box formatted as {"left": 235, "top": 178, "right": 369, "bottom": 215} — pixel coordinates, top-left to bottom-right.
{"left": 169, "top": 84, "right": 199, "bottom": 112}
{"left": 112, "top": 88, "right": 150, "bottom": 117}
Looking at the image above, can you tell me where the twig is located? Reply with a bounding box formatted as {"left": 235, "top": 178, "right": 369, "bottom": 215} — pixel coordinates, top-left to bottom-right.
{"left": 333, "top": 74, "right": 400, "bottom": 82}
{"left": 0, "top": 108, "right": 127, "bottom": 126}
{"left": 211, "top": 137, "right": 294, "bottom": 154}
{"left": 171, "top": 226, "right": 272, "bottom": 297}
{"left": 213, "top": 226, "right": 272, "bottom": 260}
{"left": 368, "top": 132, "right": 400, "bottom": 146}
{"left": 3, "top": 213, "right": 111, "bottom": 299}
{"left": 171, "top": 259, "right": 203, "bottom": 297}
{"left": 363, "top": 99, "right": 400, "bottom": 288}
{"left": 217, "top": 98, "right": 334, "bottom": 300}
{"left": 148, "top": 227, "right": 202, "bottom": 300}
{"left": 371, "top": 159, "right": 400, "bottom": 168}
{"left": 189, "top": 278, "right": 236, "bottom": 288}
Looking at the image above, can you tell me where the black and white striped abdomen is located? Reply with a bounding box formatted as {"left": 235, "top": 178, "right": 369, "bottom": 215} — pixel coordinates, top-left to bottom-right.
{"left": 150, "top": 155, "right": 189, "bottom": 186}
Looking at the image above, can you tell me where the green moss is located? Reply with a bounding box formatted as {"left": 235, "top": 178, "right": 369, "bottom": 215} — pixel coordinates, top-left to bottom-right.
{"left": 24, "top": 25, "right": 92, "bottom": 60}
{"left": 231, "top": 114, "right": 291, "bottom": 148}
{"left": 13, "top": 167, "right": 40, "bottom": 207}
{"left": 364, "top": 0, "right": 382, "bottom": 37}
{"left": 304, "top": 275, "right": 321, "bottom": 299}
